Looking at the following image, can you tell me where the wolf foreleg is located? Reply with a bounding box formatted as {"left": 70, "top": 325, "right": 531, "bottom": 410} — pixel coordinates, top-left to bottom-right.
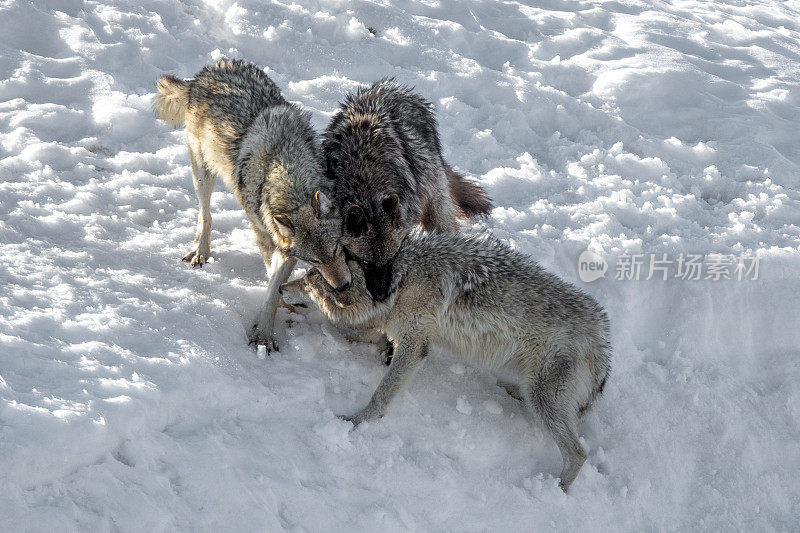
{"left": 341, "top": 337, "right": 428, "bottom": 426}
{"left": 249, "top": 252, "right": 297, "bottom": 353}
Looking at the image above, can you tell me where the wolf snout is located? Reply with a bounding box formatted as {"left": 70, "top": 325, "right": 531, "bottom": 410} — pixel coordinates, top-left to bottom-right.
{"left": 363, "top": 262, "right": 393, "bottom": 302}
{"left": 317, "top": 263, "right": 352, "bottom": 294}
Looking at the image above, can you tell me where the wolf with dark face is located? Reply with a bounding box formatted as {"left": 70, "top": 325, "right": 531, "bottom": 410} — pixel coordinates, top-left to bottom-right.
{"left": 323, "top": 79, "right": 491, "bottom": 301}
{"left": 155, "top": 59, "right": 350, "bottom": 352}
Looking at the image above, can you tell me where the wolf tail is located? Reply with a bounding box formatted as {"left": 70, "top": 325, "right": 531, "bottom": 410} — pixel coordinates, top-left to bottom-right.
{"left": 446, "top": 163, "right": 492, "bottom": 218}
{"left": 155, "top": 75, "right": 189, "bottom": 127}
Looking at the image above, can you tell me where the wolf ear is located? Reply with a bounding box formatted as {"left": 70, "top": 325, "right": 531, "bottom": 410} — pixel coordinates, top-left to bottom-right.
{"left": 344, "top": 205, "right": 367, "bottom": 238}
{"left": 312, "top": 190, "right": 333, "bottom": 218}
{"left": 273, "top": 214, "right": 294, "bottom": 237}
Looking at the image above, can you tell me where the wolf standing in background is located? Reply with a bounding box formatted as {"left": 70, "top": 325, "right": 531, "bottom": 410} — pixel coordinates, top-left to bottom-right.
{"left": 323, "top": 80, "right": 492, "bottom": 302}
{"left": 281, "top": 232, "right": 611, "bottom": 491}
{"left": 154, "top": 59, "right": 350, "bottom": 351}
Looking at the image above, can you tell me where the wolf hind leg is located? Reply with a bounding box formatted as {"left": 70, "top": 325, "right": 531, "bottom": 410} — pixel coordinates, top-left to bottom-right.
{"left": 183, "top": 144, "right": 217, "bottom": 267}
{"left": 521, "top": 346, "right": 588, "bottom": 492}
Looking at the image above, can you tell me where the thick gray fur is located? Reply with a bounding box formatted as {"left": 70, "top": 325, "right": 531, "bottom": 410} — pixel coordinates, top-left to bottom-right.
{"left": 282, "top": 231, "right": 611, "bottom": 491}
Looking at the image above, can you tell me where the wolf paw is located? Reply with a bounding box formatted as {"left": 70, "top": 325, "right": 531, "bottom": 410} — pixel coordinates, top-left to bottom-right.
{"left": 182, "top": 247, "right": 211, "bottom": 268}
{"left": 337, "top": 409, "right": 380, "bottom": 427}
{"left": 247, "top": 324, "right": 279, "bottom": 354}
{"left": 337, "top": 413, "right": 362, "bottom": 426}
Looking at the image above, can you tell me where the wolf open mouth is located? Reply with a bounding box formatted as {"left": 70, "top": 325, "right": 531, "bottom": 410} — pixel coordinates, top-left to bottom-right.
{"left": 362, "top": 262, "right": 393, "bottom": 302}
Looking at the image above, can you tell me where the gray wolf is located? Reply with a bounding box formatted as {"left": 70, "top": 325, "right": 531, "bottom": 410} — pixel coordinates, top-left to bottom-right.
{"left": 323, "top": 79, "right": 491, "bottom": 301}
{"left": 155, "top": 59, "right": 350, "bottom": 351}
{"left": 281, "top": 232, "right": 611, "bottom": 491}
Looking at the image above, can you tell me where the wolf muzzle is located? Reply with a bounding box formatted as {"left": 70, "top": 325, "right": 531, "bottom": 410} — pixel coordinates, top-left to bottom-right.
{"left": 363, "top": 262, "right": 393, "bottom": 302}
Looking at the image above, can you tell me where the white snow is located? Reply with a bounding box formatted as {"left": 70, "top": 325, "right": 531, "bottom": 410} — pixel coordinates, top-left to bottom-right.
{"left": 2, "top": 0, "right": 800, "bottom": 530}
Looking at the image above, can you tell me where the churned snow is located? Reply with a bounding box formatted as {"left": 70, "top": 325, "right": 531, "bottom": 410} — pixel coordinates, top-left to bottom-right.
{"left": 1, "top": 0, "right": 799, "bottom": 530}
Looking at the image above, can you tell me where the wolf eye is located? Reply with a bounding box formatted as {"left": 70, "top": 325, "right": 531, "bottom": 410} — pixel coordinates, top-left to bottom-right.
{"left": 382, "top": 194, "right": 399, "bottom": 216}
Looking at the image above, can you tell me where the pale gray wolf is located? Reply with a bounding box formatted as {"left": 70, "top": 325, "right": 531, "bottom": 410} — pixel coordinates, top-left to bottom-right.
{"left": 323, "top": 79, "right": 491, "bottom": 302}
{"left": 154, "top": 59, "right": 350, "bottom": 352}
{"left": 281, "top": 232, "right": 611, "bottom": 491}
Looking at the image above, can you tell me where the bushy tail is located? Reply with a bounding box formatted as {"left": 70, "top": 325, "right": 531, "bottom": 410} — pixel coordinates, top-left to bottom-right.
{"left": 155, "top": 75, "right": 189, "bottom": 127}
{"left": 446, "top": 163, "right": 492, "bottom": 218}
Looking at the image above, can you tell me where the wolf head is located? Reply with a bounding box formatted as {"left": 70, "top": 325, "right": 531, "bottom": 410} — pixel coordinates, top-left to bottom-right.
{"left": 238, "top": 104, "right": 352, "bottom": 292}
{"left": 339, "top": 195, "right": 408, "bottom": 301}
{"left": 324, "top": 134, "right": 411, "bottom": 277}
{"left": 271, "top": 190, "right": 351, "bottom": 292}
{"left": 280, "top": 259, "right": 392, "bottom": 326}
{"left": 323, "top": 83, "right": 420, "bottom": 301}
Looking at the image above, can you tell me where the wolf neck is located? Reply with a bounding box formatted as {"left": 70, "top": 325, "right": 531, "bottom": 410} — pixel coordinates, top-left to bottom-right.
{"left": 235, "top": 106, "right": 327, "bottom": 216}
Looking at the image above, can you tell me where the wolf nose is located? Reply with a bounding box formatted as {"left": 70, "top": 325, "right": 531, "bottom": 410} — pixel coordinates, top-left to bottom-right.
{"left": 364, "top": 262, "right": 392, "bottom": 302}
{"left": 278, "top": 285, "right": 284, "bottom": 295}
{"left": 334, "top": 281, "right": 350, "bottom": 293}
{"left": 371, "top": 287, "right": 388, "bottom": 302}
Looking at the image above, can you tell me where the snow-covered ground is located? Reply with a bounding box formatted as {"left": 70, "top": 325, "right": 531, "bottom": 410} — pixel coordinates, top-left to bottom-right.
{"left": 2, "top": 0, "right": 799, "bottom": 529}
